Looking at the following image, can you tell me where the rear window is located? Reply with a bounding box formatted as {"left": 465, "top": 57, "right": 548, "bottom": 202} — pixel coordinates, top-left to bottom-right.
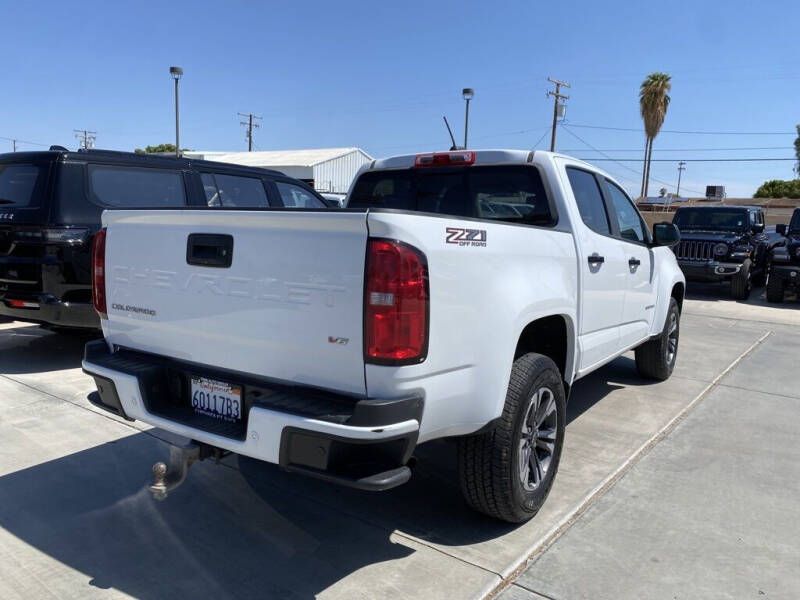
{"left": 0, "top": 163, "right": 45, "bottom": 207}
{"left": 348, "top": 165, "right": 554, "bottom": 225}
{"left": 89, "top": 165, "right": 186, "bottom": 207}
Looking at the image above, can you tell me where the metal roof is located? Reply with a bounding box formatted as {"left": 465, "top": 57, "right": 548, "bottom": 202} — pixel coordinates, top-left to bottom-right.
{"left": 185, "top": 147, "right": 371, "bottom": 168}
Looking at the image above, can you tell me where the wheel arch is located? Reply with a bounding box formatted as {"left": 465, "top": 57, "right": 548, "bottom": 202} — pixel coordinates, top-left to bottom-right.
{"left": 514, "top": 314, "right": 576, "bottom": 397}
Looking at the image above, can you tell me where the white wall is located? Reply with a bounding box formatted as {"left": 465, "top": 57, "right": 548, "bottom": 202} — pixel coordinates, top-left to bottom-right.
{"left": 313, "top": 150, "right": 372, "bottom": 193}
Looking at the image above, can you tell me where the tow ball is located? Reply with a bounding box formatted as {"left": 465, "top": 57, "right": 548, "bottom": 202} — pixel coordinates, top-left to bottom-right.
{"left": 148, "top": 440, "right": 226, "bottom": 500}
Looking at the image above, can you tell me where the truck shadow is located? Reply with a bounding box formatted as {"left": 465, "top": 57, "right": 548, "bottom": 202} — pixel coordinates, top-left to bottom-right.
{"left": 0, "top": 354, "right": 663, "bottom": 598}
{"left": 0, "top": 323, "right": 97, "bottom": 374}
{"left": 686, "top": 283, "right": 799, "bottom": 307}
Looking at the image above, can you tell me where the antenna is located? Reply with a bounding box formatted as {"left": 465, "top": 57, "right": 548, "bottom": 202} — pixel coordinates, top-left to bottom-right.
{"left": 443, "top": 116, "right": 458, "bottom": 150}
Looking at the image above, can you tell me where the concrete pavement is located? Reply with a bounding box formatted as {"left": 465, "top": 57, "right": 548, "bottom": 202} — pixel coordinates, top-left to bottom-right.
{"left": 0, "top": 295, "right": 797, "bottom": 599}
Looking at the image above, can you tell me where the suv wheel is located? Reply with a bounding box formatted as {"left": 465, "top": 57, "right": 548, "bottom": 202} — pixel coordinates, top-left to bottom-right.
{"left": 730, "top": 259, "right": 752, "bottom": 300}
{"left": 766, "top": 273, "right": 785, "bottom": 303}
{"left": 635, "top": 297, "right": 680, "bottom": 381}
{"left": 458, "top": 353, "right": 566, "bottom": 523}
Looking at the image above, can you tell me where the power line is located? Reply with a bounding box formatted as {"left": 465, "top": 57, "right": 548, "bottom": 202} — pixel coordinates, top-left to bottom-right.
{"left": 561, "top": 125, "right": 705, "bottom": 195}
{"left": 0, "top": 135, "right": 50, "bottom": 149}
{"left": 565, "top": 123, "right": 795, "bottom": 136}
{"left": 560, "top": 146, "right": 791, "bottom": 152}
{"left": 581, "top": 157, "right": 796, "bottom": 162}
{"left": 531, "top": 127, "right": 552, "bottom": 150}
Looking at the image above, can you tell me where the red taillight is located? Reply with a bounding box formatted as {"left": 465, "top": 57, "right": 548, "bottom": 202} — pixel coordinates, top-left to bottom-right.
{"left": 414, "top": 151, "right": 475, "bottom": 168}
{"left": 365, "top": 239, "right": 429, "bottom": 364}
{"left": 92, "top": 228, "right": 107, "bottom": 318}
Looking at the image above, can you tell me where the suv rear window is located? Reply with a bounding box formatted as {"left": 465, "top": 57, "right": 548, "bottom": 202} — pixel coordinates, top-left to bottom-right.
{"left": 0, "top": 163, "right": 45, "bottom": 207}
{"left": 348, "top": 165, "right": 554, "bottom": 225}
{"left": 89, "top": 165, "right": 186, "bottom": 207}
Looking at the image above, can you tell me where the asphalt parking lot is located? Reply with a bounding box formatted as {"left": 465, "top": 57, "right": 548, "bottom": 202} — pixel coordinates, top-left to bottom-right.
{"left": 1, "top": 289, "right": 799, "bottom": 600}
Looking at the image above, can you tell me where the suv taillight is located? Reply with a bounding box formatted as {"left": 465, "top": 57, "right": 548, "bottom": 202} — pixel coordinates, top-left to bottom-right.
{"left": 92, "top": 228, "right": 107, "bottom": 318}
{"left": 365, "top": 239, "right": 429, "bottom": 365}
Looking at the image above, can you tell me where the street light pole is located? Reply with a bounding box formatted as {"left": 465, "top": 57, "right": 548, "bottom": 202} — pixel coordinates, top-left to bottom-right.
{"left": 462, "top": 88, "right": 474, "bottom": 149}
{"left": 169, "top": 66, "right": 183, "bottom": 157}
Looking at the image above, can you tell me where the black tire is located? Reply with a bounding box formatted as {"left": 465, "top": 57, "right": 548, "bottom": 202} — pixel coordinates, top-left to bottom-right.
{"left": 635, "top": 297, "right": 680, "bottom": 381}
{"left": 457, "top": 353, "right": 566, "bottom": 523}
{"left": 730, "top": 259, "right": 752, "bottom": 300}
{"left": 766, "top": 273, "right": 785, "bottom": 303}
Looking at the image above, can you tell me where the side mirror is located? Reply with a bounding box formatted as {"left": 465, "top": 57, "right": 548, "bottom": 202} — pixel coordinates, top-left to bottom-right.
{"left": 776, "top": 224, "right": 787, "bottom": 236}
{"left": 653, "top": 222, "right": 680, "bottom": 247}
{"left": 752, "top": 222, "right": 765, "bottom": 234}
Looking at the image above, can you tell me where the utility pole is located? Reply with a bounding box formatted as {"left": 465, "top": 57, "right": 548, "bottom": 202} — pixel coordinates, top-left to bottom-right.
{"left": 547, "top": 78, "right": 570, "bottom": 152}
{"left": 238, "top": 113, "right": 262, "bottom": 151}
{"left": 11, "top": 139, "right": 17, "bottom": 152}
{"left": 676, "top": 161, "right": 686, "bottom": 197}
{"left": 73, "top": 129, "right": 96, "bottom": 150}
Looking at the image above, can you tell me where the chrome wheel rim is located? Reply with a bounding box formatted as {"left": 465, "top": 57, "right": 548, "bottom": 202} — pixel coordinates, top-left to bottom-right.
{"left": 518, "top": 386, "right": 558, "bottom": 492}
{"left": 666, "top": 311, "right": 679, "bottom": 365}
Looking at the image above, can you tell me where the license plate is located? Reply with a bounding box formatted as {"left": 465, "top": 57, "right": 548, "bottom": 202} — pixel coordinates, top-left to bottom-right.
{"left": 189, "top": 376, "right": 243, "bottom": 423}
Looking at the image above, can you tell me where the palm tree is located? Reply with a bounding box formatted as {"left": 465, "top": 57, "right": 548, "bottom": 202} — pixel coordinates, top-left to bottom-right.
{"left": 639, "top": 72, "right": 672, "bottom": 198}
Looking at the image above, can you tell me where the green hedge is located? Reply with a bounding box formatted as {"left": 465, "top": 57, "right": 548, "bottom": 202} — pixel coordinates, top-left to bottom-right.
{"left": 754, "top": 179, "right": 800, "bottom": 199}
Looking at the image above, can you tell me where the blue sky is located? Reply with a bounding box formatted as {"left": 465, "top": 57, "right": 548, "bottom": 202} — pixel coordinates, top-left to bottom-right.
{"left": 2, "top": 0, "right": 798, "bottom": 197}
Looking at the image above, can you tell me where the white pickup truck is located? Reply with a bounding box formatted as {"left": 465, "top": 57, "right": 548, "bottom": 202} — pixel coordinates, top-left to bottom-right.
{"left": 83, "top": 150, "right": 684, "bottom": 522}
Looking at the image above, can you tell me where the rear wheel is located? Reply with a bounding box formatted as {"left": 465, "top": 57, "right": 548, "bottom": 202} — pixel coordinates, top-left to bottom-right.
{"left": 458, "top": 353, "right": 566, "bottom": 523}
{"left": 730, "top": 259, "right": 752, "bottom": 300}
{"left": 766, "top": 273, "right": 785, "bottom": 303}
{"left": 635, "top": 297, "right": 680, "bottom": 381}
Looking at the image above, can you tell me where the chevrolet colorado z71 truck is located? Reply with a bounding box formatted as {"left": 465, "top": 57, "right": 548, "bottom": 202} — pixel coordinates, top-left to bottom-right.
{"left": 82, "top": 150, "right": 685, "bottom": 522}
{"left": 767, "top": 208, "right": 800, "bottom": 303}
{"left": 671, "top": 205, "right": 783, "bottom": 300}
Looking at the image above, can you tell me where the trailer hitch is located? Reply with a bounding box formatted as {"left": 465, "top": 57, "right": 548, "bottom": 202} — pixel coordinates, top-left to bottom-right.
{"left": 149, "top": 440, "right": 201, "bottom": 500}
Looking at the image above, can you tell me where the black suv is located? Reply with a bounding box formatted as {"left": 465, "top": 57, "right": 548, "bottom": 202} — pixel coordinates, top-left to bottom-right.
{"left": 767, "top": 208, "right": 800, "bottom": 303}
{"left": 0, "top": 148, "right": 328, "bottom": 330}
{"left": 671, "top": 205, "right": 783, "bottom": 299}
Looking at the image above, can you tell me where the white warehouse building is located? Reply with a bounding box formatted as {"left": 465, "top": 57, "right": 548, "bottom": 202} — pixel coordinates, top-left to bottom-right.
{"left": 184, "top": 148, "right": 373, "bottom": 194}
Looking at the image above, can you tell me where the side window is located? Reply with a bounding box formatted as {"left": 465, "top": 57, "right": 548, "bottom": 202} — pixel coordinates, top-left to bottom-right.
{"left": 566, "top": 168, "right": 610, "bottom": 235}
{"left": 202, "top": 173, "right": 268, "bottom": 208}
{"left": 605, "top": 180, "right": 646, "bottom": 243}
{"left": 275, "top": 181, "right": 325, "bottom": 208}
{"left": 89, "top": 165, "right": 185, "bottom": 207}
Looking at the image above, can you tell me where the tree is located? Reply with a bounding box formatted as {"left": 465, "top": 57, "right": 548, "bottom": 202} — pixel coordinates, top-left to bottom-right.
{"left": 794, "top": 124, "right": 800, "bottom": 176}
{"left": 639, "top": 72, "right": 672, "bottom": 198}
{"left": 659, "top": 187, "right": 667, "bottom": 197}
{"left": 754, "top": 179, "right": 800, "bottom": 199}
{"left": 134, "top": 143, "right": 189, "bottom": 154}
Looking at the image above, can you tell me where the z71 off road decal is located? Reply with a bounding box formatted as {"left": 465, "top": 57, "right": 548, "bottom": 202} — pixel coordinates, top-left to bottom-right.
{"left": 445, "top": 227, "right": 487, "bottom": 247}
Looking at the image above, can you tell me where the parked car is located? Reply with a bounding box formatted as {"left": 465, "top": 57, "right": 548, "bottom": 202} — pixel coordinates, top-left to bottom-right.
{"left": 0, "top": 148, "right": 327, "bottom": 330}
{"left": 82, "top": 149, "right": 685, "bottom": 523}
{"left": 767, "top": 208, "right": 800, "bottom": 303}
{"left": 671, "top": 205, "right": 783, "bottom": 299}
{"left": 319, "top": 192, "right": 347, "bottom": 208}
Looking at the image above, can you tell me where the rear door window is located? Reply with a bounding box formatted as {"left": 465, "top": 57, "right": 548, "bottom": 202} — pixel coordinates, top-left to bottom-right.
{"left": 348, "top": 165, "right": 554, "bottom": 225}
{"left": 0, "top": 163, "right": 45, "bottom": 207}
{"left": 275, "top": 181, "right": 326, "bottom": 208}
{"left": 89, "top": 165, "right": 185, "bottom": 207}
{"left": 565, "top": 168, "right": 611, "bottom": 235}
{"left": 201, "top": 173, "right": 269, "bottom": 208}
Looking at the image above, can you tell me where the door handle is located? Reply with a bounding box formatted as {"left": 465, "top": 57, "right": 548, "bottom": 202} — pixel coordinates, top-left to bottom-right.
{"left": 186, "top": 233, "right": 234, "bottom": 268}
{"left": 588, "top": 254, "right": 605, "bottom": 265}
{"left": 629, "top": 258, "right": 641, "bottom": 267}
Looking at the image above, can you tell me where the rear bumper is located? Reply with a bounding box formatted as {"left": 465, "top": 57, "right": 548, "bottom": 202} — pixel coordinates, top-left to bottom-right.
{"left": 677, "top": 260, "right": 742, "bottom": 282}
{"left": 82, "top": 340, "right": 421, "bottom": 491}
{"left": 0, "top": 293, "right": 98, "bottom": 328}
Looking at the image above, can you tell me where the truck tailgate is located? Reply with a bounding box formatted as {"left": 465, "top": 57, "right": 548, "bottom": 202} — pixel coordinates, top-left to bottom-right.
{"left": 102, "top": 210, "right": 368, "bottom": 395}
